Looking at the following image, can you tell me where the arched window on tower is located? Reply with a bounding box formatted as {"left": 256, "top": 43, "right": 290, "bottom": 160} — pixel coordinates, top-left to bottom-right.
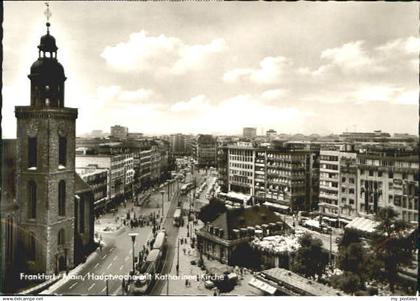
{"left": 28, "top": 181, "right": 37, "bottom": 219}
{"left": 59, "top": 135, "right": 67, "bottom": 167}
{"left": 58, "top": 229, "right": 65, "bottom": 246}
{"left": 28, "top": 137, "right": 37, "bottom": 168}
{"left": 58, "top": 180, "right": 66, "bottom": 216}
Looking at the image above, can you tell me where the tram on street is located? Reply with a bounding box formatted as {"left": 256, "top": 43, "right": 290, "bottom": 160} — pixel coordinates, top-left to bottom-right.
{"left": 130, "top": 231, "right": 167, "bottom": 295}
{"left": 173, "top": 208, "right": 182, "bottom": 227}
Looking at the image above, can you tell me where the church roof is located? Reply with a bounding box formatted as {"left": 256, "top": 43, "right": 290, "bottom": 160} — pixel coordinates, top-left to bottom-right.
{"left": 208, "top": 205, "right": 283, "bottom": 240}
{"left": 75, "top": 173, "right": 92, "bottom": 194}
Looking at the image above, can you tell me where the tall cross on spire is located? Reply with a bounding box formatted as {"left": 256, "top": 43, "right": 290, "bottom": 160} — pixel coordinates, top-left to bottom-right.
{"left": 44, "top": 2, "right": 52, "bottom": 33}
{"left": 44, "top": 2, "right": 52, "bottom": 22}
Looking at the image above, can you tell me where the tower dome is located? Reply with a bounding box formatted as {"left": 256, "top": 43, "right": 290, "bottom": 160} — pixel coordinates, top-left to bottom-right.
{"left": 28, "top": 22, "right": 66, "bottom": 108}
{"left": 38, "top": 23, "right": 58, "bottom": 53}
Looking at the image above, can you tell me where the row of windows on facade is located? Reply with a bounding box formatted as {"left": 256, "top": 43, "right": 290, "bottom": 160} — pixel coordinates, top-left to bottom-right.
{"left": 27, "top": 180, "right": 67, "bottom": 218}
{"left": 28, "top": 136, "right": 67, "bottom": 168}
{"left": 360, "top": 158, "right": 418, "bottom": 168}
{"left": 229, "top": 176, "right": 252, "bottom": 184}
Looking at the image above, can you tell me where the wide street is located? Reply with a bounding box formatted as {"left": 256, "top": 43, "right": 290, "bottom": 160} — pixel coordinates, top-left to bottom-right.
{"left": 53, "top": 181, "right": 179, "bottom": 296}
{"left": 150, "top": 168, "right": 208, "bottom": 295}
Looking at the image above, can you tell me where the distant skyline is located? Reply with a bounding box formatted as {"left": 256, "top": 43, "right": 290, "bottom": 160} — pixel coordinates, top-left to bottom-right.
{"left": 3, "top": 2, "right": 419, "bottom": 138}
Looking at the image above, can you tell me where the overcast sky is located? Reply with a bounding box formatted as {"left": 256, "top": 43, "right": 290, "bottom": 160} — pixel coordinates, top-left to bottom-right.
{"left": 3, "top": 1, "right": 418, "bottom": 138}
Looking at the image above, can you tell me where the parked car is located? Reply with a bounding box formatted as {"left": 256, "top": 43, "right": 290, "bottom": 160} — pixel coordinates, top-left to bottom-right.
{"left": 204, "top": 280, "right": 215, "bottom": 289}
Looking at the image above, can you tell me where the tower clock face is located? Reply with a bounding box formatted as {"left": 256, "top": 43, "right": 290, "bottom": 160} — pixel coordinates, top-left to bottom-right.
{"left": 27, "top": 123, "right": 39, "bottom": 137}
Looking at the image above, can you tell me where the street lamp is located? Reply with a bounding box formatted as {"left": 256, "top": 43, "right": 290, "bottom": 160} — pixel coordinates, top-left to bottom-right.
{"left": 176, "top": 238, "right": 180, "bottom": 276}
{"left": 160, "top": 190, "right": 165, "bottom": 218}
{"left": 167, "top": 181, "right": 170, "bottom": 203}
{"left": 128, "top": 233, "right": 138, "bottom": 273}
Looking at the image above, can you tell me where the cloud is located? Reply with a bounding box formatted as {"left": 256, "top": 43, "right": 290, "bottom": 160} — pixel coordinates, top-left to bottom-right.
{"left": 395, "top": 89, "right": 418, "bottom": 105}
{"left": 165, "top": 92, "right": 313, "bottom": 134}
{"left": 118, "top": 89, "right": 155, "bottom": 103}
{"left": 100, "top": 31, "right": 226, "bottom": 75}
{"left": 223, "top": 56, "right": 292, "bottom": 84}
{"left": 320, "top": 41, "right": 374, "bottom": 72}
{"left": 353, "top": 85, "right": 401, "bottom": 103}
{"left": 171, "top": 39, "right": 226, "bottom": 75}
{"left": 376, "top": 36, "right": 420, "bottom": 56}
{"left": 170, "top": 95, "right": 210, "bottom": 112}
{"left": 308, "top": 36, "right": 419, "bottom": 77}
{"left": 261, "top": 89, "right": 289, "bottom": 100}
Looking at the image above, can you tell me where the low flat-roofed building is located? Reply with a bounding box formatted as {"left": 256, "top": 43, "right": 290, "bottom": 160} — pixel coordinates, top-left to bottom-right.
{"left": 250, "top": 267, "right": 344, "bottom": 296}
{"left": 196, "top": 205, "right": 288, "bottom": 265}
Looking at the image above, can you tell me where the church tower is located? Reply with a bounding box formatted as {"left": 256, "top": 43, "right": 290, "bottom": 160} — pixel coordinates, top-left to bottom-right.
{"left": 15, "top": 15, "right": 78, "bottom": 274}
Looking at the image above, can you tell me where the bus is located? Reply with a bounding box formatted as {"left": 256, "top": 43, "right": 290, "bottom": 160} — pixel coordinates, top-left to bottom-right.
{"left": 173, "top": 208, "right": 182, "bottom": 227}
{"left": 180, "top": 182, "right": 195, "bottom": 195}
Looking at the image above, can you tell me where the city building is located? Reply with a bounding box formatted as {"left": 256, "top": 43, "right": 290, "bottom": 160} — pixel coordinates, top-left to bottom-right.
{"left": 243, "top": 127, "right": 257, "bottom": 139}
{"left": 318, "top": 144, "right": 419, "bottom": 226}
{"left": 357, "top": 151, "right": 418, "bottom": 223}
{"left": 127, "top": 132, "right": 143, "bottom": 139}
{"left": 196, "top": 205, "right": 286, "bottom": 265}
{"left": 76, "top": 167, "right": 109, "bottom": 215}
{"left": 339, "top": 130, "right": 391, "bottom": 142}
{"left": 266, "top": 129, "right": 277, "bottom": 139}
{"left": 192, "top": 134, "right": 217, "bottom": 168}
{"left": 110, "top": 125, "right": 128, "bottom": 140}
{"left": 169, "top": 133, "right": 186, "bottom": 155}
{"left": 219, "top": 143, "right": 319, "bottom": 212}
{"left": 76, "top": 154, "right": 127, "bottom": 206}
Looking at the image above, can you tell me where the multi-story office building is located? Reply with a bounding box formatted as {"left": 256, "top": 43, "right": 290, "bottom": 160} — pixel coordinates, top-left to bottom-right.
{"left": 243, "top": 127, "right": 257, "bottom": 139}
{"left": 318, "top": 144, "right": 419, "bottom": 226}
{"left": 139, "top": 148, "right": 153, "bottom": 188}
{"left": 220, "top": 143, "right": 319, "bottom": 212}
{"left": 150, "top": 145, "right": 161, "bottom": 185}
{"left": 227, "top": 146, "right": 255, "bottom": 195}
{"left": 169, "top": 133, "right": 186, "bottom": 155}
{"left": 76, "top": 154, "right": 127, "bottom": 205}
{"left": 110, "top": 125, "right": 128, "bottom": 140}
{"left": 216, "top": 146, "right": 229, "bottom": 193}
{"left": 76, "top": 167, "right": 109, "bottom": 213}
{"left": 338, "top": 154, "right": 358, "bottom": 221}
{"left": 123, "top": 154, "right": 135, "bottom": 199}
{"left": 192, "top": 134, "right": 217, "bottom": 168}
{"left": 318, "top": 145, "right": 358, "bottom": 225}
{"left": 357, "top": 152, "right": 418, "bottom": 223}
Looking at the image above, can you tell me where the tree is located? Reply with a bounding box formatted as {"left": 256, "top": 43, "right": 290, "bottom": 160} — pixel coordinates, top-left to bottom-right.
{"left": 230, "top": 244, "right": 261, "bottom": 270}
{"left": 198, "top": 199, "right": 227, "bottom": 223}
{"left": 336, "top": 228, "right": 368, "bottom": 288}
{"left": 330, "top": 272, "right": 361, "bottom": 295}
{"left": 370, "top": 206, "right": 415, "bottom": 293}
{"left": 291, "top": 233, "right": 329, "bottom": 278}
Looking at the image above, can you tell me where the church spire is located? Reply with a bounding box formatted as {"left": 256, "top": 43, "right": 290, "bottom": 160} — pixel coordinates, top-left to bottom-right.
{"left": 28, "top": 2, "right": 66, "bottom": 108}
{"left": 44, "top": 2, "right": 52, "bottom": 34}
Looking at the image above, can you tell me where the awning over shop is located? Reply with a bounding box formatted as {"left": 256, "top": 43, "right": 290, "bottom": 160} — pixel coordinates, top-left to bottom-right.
{"left": 249, "top": 277, "right": 277, "bottom": 295}
{"left": 322, "top": 216, "right": 337, "bottom": 222}
{"left": 264, "top": 202, "right": 289, "bottom": 210}
{"left": 304, "top": 219, "right": 322, "bottom": 229}
{"left": 345, "top": 217, "right": 379, "bottom": 233}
